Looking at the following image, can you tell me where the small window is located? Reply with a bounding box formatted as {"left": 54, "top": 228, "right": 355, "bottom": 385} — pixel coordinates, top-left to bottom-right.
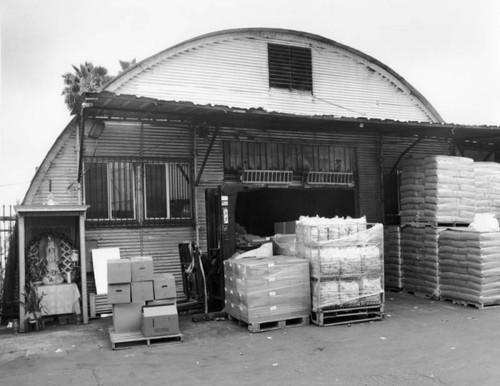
{"left": 144, "top": 162, "right": 192, "bottom": 220}
{"left": 84, "top": 161, "right": 135, "bottom": 220}
{"left": 268, "top": 43, "right": 312, "bottom": 92}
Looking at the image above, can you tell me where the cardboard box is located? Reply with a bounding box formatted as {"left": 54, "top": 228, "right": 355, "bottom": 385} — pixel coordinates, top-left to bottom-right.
{"left": 107, "top": 259, "right": 131, "bottom": 284}
{"left": 131, "top": 280, "right": 154, "bottom": 302}
{"left": 113, "top": 302, "right": 144, "bottom": 333}
{"left": 131, "top": 256, "right": 154, "bottom": 281}
{"left": 142, "top": 305, "right": 179, "bottom": 337}
{"left": 153, "top": 273, "right": 176, "bottom": 300}
{"left": 146, "top": 298, "right": 176, "bottom": 306}
{"left": 274, "top": 221, "right": 296, "bottom": 235}
{"left": 107, "top": 283, "right": 131, "bottom": 304}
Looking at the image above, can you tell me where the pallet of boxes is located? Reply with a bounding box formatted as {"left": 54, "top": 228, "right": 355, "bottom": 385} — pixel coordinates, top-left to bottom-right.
{"left": 107, "top": 256, "right": 182, "bottom": 350}
{"left": 224, "top": 252, "right": 311, "bottom": 333}
{"left": 296, "top": 216, "right": 385, "bottom": 327}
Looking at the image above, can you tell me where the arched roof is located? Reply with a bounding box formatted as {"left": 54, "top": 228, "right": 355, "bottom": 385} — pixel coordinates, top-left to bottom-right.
{"left": 103, "top": 28, "right": 443, "bottom": 123}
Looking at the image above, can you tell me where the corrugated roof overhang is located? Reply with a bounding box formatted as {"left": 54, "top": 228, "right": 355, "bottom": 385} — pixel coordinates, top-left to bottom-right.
{"left": 83, "top": 92, "right": 500, "bottom": 149}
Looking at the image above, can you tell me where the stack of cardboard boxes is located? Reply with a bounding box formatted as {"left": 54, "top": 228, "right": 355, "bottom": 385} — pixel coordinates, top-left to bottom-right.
{"left": 107, "top": 256, "right": 179, "bottom": 337}
{"left": 224, "top": 256, "right": 310, "bottom": 325}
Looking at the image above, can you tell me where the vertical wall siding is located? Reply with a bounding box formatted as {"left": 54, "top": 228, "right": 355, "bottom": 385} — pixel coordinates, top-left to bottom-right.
{"left": 206, "top": 126, "right": 383, "bottom": 222}
{"left": 195, "top": 133, "right": 223, "bottom": 252}
{"left": 83, "top": 122, "right": 196, "bottom": 298}
{"left": 382, "top": 137, "right": 454, "bottom": 173}
{"left": 86, "top": 227, "right": 193, "bottom": 299}
{"left": 31, "top": 128, "right": 80, "bottom": 205}
{"left": 112, "top": 32, "right": 439, "bottom": 122}
{"left": 84, "top": 123, "right": 193, "bottom": 159}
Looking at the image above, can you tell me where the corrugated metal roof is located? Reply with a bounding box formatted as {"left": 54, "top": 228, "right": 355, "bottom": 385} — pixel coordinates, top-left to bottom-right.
{"left": 83, "top": 92, "right": 500, "bottom": 148}
{"left": 101, "top": 28, "right": 443, "bottom": 123}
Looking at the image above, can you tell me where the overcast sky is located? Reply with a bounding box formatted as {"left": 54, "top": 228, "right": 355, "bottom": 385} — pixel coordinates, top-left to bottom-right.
{"left": 1, "top": 0, "right": 499, "bottom": 206}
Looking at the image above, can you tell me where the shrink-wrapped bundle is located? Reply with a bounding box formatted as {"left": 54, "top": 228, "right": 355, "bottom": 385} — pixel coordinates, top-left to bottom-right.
{"left": 312, "top": 279, "right": 340, "bottom": 310}
{"left": 439, "top": 228, "right": 500, "bottom": 306}
{"left": 423, "top": 156, "right": 475, "bottom": 224}
{"left": 339, "top": 247, "right": 362, "bottom": 277}
{"left": 339, "top": 280, "right": 360, "bottom": 307}
{"left": 474, "top": 162, "right": 500, "bottom": 218}
{"left": 359, "top": 277, "right": 383, "bottom": 305}
{"left": 384, "top": 225, "right": 402, "bottom": 289}
{"left": 401, "top": 225, "right": 444, "bottom": 297}
{"left": 223, "top": 256, "right": 310, "bottom": 324}
{"left": 307, "top": 246, "right": 340, "bottom": 277}
{"left": 361, "top": 245, "right": 382, "bottom": 275}
{"left": 400, "top": 157, "right": 425, "bottom": 223}
{"left": 297, "top": 216, "right": 384, "bottom": 311}
{"left": 296, "top": 216, "right": 367, "bottom": 246}
{"left": 272, "top": 234, "right": 296, "bottom": 256}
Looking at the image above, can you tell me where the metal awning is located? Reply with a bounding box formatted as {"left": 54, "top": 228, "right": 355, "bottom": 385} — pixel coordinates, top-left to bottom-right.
{"left": 82, "top": 91, "right": 500, "bottom": 149}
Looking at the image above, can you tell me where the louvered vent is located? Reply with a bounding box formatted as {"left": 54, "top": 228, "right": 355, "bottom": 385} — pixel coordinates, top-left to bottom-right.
{"left": 306, "top": 171, "right": 355, "bottom": 187}
{"left": 241, "top": 170, "right": 293, "bottom": 184}
{"left": 268, "top": 43, "right": 312, "bottom": 92}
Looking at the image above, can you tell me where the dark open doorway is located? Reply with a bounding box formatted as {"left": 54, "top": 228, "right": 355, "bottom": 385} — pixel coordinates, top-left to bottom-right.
{"left": 235, "top": 188, "right": 356, "bottom": 236}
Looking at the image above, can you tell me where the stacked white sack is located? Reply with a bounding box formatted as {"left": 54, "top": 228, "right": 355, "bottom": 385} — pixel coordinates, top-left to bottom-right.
{"left": 439, "top": 229, "right": 500, "bottom": 306}
{"left": 296, "top": 216, "right": 383, "bottom": 310}
{"left": 474, "top": 162, "right": 500, "bottom": 218}
{"left": 384, "top": 225, "right": 402, "bottom": 289}
{"left": 400, "top": 157, "right": 425, "bottom": 224}
{"left": 423, "top": 156, "right": 475, "bottom": 224}
{"left": 401, "top": 226, "right": 444, "bottom": 297}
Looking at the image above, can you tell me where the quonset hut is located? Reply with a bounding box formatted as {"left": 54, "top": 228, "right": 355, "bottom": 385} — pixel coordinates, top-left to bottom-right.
{"left": 6, "top": 28, "right": 500, "bottom": 324}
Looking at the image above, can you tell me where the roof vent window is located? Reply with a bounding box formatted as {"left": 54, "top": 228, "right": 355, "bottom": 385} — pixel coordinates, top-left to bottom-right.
{"left": 268, "top": 43, "right": 312, "bottom": 92}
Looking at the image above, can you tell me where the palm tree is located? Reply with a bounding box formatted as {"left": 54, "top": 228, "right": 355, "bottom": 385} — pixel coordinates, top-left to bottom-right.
{"left": 119, "top": 58, "right": 136, "bottom": 72}
{"left": 61, "top": 62, "right": 113, "bottom": 113}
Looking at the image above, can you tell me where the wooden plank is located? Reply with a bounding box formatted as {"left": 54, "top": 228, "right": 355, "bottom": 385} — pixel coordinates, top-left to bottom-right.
{"left": 311, "top": 306, "right": 384, "bottom": 327}
{"left": 440, "top": 298, "right": 500, "bottom": 310}
{"left": 89, "top": 293, "right": 97, "bottom": 318}
{"left": 108, "top": 328, "right": 184, "bottom": 350}
{"left": 228, "top": 314, "right": 309, "bottom": 333}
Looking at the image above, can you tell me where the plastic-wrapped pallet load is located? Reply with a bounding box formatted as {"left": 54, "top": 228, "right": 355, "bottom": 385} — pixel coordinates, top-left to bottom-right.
{"left": 474, "top": 162, "right": 500, "bottom": 218}
{"left": 272, "top": 233, "right": 297, "bottom": 257}
{"left": 439, "top": 227, "right": 500, "bottom": 306}
{"left": 401, "top": 225, "right": 444, "bottom": 298}
{"left": 384, "top": 225, "right": 402, "bottom": 290}
{"left": 224, "top": 256, "right": 310, "bottom": 325}
{"left": 296, "top": 216, "right": 384, "bottom": 311}
{"left": 423, "top": 156, "right": 475, "bottom": 224}
{"left": 400, "top": 157, "right": 425, "bottom": 224}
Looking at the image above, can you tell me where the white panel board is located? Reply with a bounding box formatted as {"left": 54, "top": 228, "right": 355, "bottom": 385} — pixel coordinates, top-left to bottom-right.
{"left": 91, "top": 247, "right": 121, "bottom": 294}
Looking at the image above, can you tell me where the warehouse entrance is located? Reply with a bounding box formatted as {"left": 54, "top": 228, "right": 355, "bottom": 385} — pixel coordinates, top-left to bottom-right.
{"left": 234, "top": 188, "right": 355, "bottom": 237}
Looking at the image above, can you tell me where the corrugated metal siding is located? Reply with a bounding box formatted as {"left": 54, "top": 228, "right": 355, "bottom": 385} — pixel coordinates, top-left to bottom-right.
{"left": 207, "top": 127, "right": 383, "bottom": 222}
{"left": 382, "top": 137, "right": 454, "bottom": 173}
{"left": 31, "top": 129, "right": 80, "bottom": 205}
{"left": 86, "top": 227, "right": 194, "bottom": 299}
{"left": 113, "top": 33, "right": 438, "bottom": 122}
{"left": 84, "top": 123, "right": 193, "bottom": 159}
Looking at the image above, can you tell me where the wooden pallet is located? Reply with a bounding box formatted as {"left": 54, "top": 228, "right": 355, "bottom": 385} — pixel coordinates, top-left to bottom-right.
{"left": 228, "top": 314, "right": 309, "bottom": 333}
{"left": 108, "top": 328, "right": 183, "bottom": 350}
{"left": 311, "top": 305, "right": 384, "bottom": 327}
{"left": 440, "top": 297, "right": 500, "bottom": 310}
{"left": 89, "top": 293, "right": 112, "bottom": 318}
{"left": 404, "top": 290, "right": 440, "bottom": 300}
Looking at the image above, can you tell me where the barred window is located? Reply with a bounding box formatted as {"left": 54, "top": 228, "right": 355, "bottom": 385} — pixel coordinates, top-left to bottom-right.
{"left": 84, "top": 158, "right": 192, "bottom": 224}
{"left": 268, "top": 43, "right": 312, "bottom": 92}
{"left": 84, "top": 161, "right": 135, "bottom": 220}
{"left": 144, "top": 162, "right": 192, "bottom": 220}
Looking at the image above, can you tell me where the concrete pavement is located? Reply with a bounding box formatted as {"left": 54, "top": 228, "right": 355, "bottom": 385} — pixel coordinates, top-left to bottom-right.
{"left": 1, "top": 292, "right": 499, "bottom": 386}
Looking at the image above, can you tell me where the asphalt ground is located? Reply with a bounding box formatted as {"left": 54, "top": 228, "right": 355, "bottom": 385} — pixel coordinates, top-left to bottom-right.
{"left": 1, "top": 292, "right": 499, "bottom": 386}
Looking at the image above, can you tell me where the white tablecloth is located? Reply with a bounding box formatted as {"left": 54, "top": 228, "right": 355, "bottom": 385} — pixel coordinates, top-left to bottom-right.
{"left": 37, "top": 283, "right": 81, "bottom": 316}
